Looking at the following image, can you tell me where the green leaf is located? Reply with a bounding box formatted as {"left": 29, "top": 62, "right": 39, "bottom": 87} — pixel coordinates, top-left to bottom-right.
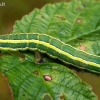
{"left": 12, "top": 0, "right": 100, "bottom": 55}
{"left": 0, "top": 55, "right": 97, "bottom": 100}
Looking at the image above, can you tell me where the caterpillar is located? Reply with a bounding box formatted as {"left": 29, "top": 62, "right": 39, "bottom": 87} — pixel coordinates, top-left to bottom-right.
{"left": 0, "top": 33, "right": 100, "bottom": 74}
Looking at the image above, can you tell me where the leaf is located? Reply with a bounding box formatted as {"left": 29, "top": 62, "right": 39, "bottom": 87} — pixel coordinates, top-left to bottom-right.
{"left": 0, "top": 55, "right": 97, "bottom": 100}
{"left": 12, "top": 0, "right": 100, "bottom": 55}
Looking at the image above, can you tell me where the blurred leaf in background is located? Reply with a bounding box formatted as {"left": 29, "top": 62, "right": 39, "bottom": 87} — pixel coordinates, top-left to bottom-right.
{"left": 0, "top": 0, "right": 70, "bottom": 35}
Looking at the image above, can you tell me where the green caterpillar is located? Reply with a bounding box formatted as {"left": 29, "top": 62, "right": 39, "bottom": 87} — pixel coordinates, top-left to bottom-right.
{"left": 0, "top": 33, "right": 100, "bottom": 74}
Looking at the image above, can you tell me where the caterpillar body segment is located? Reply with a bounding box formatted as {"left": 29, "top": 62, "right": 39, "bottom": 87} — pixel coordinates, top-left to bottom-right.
{"left": 0, "top": 33, "right": 100, "bottom": 73}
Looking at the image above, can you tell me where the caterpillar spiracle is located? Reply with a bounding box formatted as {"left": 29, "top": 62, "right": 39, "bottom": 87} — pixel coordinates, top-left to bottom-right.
{"left": 0, "top": 33, "right": 100, "bottom": 74}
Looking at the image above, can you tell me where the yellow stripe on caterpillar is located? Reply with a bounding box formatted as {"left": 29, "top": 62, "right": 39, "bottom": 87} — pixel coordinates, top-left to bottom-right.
{"left": 0, "top": 39, "right": 100, "bottom": 68}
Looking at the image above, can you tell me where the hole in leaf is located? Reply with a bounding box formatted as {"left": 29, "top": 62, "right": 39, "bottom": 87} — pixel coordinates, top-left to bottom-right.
{"left": 80, "top": 45, "right": 87, "bottom": 51}
{"left": 59, "top": 93, "right": 66, "bottom": 100}
{"left": 33, "top": 71, "right": 39, "bottom": 75}
{"left": 43, "top": 75, "right": 52, "bottom": 81}
{"left": 43, "top": 94, "right": 52, "bottom": 100}
{"left": 76, "top": 18, "right": 82, "bottom": 23}
{"left": 56, "top": 16, "right": 65, "bottom": 20}
{"left": 19, "top": 57, "right": 25, "bottom": 62}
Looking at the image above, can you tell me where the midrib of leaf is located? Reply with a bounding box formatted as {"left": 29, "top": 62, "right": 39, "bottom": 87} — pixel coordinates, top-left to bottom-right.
{"left": 26, "top": 9, "right": 39, "bottom": 32}
{"left": 38, "top": 68, "right": 56, "bottom": 100}
{"left": 16, "top": 21, "right": 25, "bottom": 33}
{"left": 17, "top": 70, "right": 34, "bottom": 99}
{"left": 16, "top": 9, "right": 39, "bottom": 33}
{"left": 66, "top": 1, "right": 98, "bottom": 42}
{"left": 51, "top": 81, "right": 91, "bottom": 100}
{"left": 44, "top": 3, "right": 65, "bottom": 34}
{"left": 68, "top": 28, "right": 100, "bottom": 43}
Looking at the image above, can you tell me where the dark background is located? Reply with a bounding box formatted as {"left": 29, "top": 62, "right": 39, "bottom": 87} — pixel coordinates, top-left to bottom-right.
{"left": 0, "top": 0, "right": 70, "bottom": 35}
{"left": 0, "top": 0, "right": 100, "bottom": 100}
